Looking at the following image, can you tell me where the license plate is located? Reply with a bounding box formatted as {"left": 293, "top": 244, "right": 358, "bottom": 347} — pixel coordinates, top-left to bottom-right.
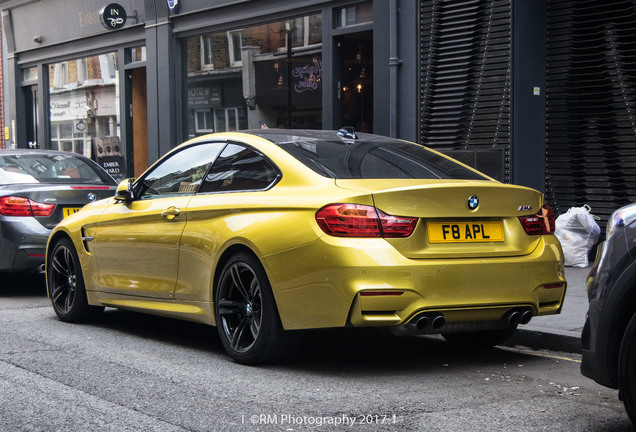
{"left": 427, "top": 222, "right": 504, "bottom": 243}
{"left": 63, "top": 207, "right": 83, "bottom": 217}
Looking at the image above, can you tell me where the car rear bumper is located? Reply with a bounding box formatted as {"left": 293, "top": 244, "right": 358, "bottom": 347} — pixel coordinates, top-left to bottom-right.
{"left": 264, "top": 235, "right": 566, "bottom": 330}
{"left": 580, "top": 313, "right": 617, "bottom": 388}
{"left": 0, "top": 216, "right": 50, "bottom": 271}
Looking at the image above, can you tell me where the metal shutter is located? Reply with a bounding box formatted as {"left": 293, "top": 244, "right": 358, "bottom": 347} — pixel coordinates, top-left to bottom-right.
{"left": 419, "top": 0, "right": 511, "bottom": 182}
{"left": 546, "top": 0, "right": 636, "bottom": 231}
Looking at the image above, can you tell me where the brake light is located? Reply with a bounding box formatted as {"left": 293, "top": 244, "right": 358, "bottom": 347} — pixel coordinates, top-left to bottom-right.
{"left": 519, "top": 204, "right": 555, "bottom": 235}
{"left": 359, "top": 291, "right": 404, "bottom": 296}
{"left": 70, "top": 186, "right": 111, "bottom": 190}
{"left": 0, "top": 196, "right": 55, "bottom": 217}
{"left": 315, "top": 204, "right": 417, "bottom": 238}
{"left": 543, "top": 283, "right": 565, "bottom": 290}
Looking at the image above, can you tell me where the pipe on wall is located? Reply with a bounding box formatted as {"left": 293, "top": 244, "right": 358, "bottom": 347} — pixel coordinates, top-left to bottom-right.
{"left": 388, "top": 0, "right": 402, "bottom": 138}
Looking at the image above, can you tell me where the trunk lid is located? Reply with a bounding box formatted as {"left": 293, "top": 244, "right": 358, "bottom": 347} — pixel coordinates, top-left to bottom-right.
{"left": 335, "top": 179, "right": 546, "bottom": 258}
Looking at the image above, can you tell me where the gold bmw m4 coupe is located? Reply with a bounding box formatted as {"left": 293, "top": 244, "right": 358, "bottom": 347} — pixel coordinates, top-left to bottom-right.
{"left": 46, "top": 129, "right": 566, "bottom": 364}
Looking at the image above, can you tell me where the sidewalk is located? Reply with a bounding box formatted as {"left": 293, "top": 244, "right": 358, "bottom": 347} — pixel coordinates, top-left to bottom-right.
{"left": 506, "top": 266, "right": 590, "bottom": 353}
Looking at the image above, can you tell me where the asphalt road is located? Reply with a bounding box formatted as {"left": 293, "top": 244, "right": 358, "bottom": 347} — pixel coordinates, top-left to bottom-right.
{"left": 1, "top": 274, "right": 634, "bottom": 432}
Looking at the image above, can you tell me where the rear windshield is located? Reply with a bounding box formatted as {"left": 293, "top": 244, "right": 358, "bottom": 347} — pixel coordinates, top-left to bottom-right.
{"left": 271, "top": 134, "right": 488, "bottom": 180}
{"left": 0, "top": 153, "right": 116, "bottom": 185}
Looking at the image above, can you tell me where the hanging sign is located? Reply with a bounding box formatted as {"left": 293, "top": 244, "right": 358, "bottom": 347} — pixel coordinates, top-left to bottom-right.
{"left": 167, "top": 0, "right": 180, "bottom": 13}
{"left": 100, "top": 3, "right": 127, "bottom": 30}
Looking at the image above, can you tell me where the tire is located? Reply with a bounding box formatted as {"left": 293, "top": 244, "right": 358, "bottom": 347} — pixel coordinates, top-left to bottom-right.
{"left": 215, "top": 252, "right": 301, "bottom": 365}
{"left": 442, "top": 326, "right": 517, "bottom": 348}
{"left": 47, "top": 237, "right": 104, "bottom": 322}
{"left": 619, "top": 312, "right": 636, "bottom": 426}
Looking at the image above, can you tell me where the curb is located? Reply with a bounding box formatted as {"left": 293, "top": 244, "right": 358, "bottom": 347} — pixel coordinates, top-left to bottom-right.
{"left": 504, "top": 328, "right": 582, "bottom": 354}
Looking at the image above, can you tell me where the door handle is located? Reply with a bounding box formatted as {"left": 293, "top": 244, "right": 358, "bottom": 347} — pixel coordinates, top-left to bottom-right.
{"left": 161, "top": 206, "right": 181, "bottom": 220}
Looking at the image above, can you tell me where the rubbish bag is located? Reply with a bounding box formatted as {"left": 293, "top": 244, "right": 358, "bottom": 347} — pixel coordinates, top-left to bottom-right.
{"left": 555, "top": 205, "right": 601, "bottom": 268}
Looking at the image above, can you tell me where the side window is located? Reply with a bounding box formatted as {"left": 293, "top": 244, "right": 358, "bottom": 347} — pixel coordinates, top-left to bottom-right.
{"left": 199, "top": 143, "right": 279, "bottom": 193}
{"left": 138, "top": 142, "right": 225, "bottom": 200}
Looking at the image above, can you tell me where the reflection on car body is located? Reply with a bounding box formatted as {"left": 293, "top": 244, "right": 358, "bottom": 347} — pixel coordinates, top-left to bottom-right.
{"left": 582, "top": 202, "right": 636, "bottom": 425}
{"left": 46, "top": 129, "right": 566, "bottom": 364}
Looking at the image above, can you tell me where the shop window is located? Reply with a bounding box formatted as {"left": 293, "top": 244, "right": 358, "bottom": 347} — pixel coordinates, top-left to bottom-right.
{"left": 183, "top": 13, "right": 323, "bottom": 136}
{"left": 126, "top": 46, "right": 146, "bottom": 64}
{"left": 48, "top": 52, "right": 121, "bottom": 158}
{"left": 290, "top": 18, "right": 305, "bottom": 47}
{"left": 22, "top": 67, "right": 38, "bottom": 82}
{"left": 336, "top": 3, "right": 373, "bottom": 28}
{"left": 285, "top": 16, "right": 322, "bottom": 50}
{"left": 308, "top": 15, "right": 322, "bottom": 45}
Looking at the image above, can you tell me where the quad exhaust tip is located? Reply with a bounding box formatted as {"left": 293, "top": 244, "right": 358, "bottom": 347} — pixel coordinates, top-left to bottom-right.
{"left": 520, "top": 309, "right": 533, "bottom": 325}
{"left": 402, "top": 307, "right": 532, "bottom": 335}
{"left": 504, "top": 308, "right": 533, "bottom": 326}
{"left": 408, "top": 313, "right": 446, "bottom": 332}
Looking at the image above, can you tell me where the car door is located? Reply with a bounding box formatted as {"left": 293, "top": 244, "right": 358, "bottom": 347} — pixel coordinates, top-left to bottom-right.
{"left": 175, "top": 143, "right": 282, "bottom": 302}
{"left": 91, "top": 142, "right": 225, "bottom": 298}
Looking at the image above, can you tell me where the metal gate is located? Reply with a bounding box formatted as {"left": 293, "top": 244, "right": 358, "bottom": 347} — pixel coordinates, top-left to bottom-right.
{"left": 419, "top": 0, "right": 511, "bottom": 182}
{"left": 546, "top": 0, "right": 636, "bottom": 230}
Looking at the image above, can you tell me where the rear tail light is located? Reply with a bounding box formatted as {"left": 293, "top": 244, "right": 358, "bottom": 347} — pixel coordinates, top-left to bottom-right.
{"left": 359, "top": 291, "right": 404, "bottom": 296}
{"left": 519, "top": 204, "right": 555, "bottom": 235}
{"left": 0, "top": 196, "right": 56, "bottom": 217}
{"left": 70, "top": 186, "right": 111, "bottom": 190}
{"left": 315, "top": 204, "right": 417, "bottom": 238}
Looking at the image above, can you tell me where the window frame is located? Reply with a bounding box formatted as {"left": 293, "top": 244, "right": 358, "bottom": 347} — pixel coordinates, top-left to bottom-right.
{"left": 214, "top": 107, "right": 240, "bottom": 133}
{"left": 200, "top": 35, "right": 215, "bottom": 70}
{"left": 197, "top": 141, "right": 282, "bottom": 194}
{"left": 227, "top": 29, "right": 243, "bottom": 67}
{"left": 194, "top": 110, "right": 215, "bottom": 134}
{"left": 134, "top": 141, "right": 226, "bottom": 200}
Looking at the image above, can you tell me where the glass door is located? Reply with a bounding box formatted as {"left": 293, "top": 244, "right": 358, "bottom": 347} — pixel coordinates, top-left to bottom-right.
{"left": 337, "top": 30, "right": 373, "bottom": 133}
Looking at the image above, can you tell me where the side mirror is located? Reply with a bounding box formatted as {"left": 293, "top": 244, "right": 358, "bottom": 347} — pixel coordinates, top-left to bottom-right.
{"left": 114, "top": 178, "right": 135, "bottom": 202}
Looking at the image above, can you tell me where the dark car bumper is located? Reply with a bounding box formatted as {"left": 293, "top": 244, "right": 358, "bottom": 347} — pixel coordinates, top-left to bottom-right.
{"left": 0, "top": 215, "right": 51, "bottom": 271}
{"left": 581, "top": 225, "right": 636, "bottom": 389}
{"left": 581, "top": 240, "right": 611, "bottom": 385}
{"left": 581, "top": 304, "right": 617, "bottom": 388}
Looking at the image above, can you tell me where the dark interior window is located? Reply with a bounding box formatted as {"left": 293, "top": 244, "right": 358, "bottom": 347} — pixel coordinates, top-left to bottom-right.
{"left": 259, "top": 131, "right": 488, "bottom": 181}
{"left": 199, "top": 143, "right": 279, "bottom": 193}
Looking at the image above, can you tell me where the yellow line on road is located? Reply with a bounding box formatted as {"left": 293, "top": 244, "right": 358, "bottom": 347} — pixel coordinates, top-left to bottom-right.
{"left": 499, "top": 346, "right": 581, "bottom": 363}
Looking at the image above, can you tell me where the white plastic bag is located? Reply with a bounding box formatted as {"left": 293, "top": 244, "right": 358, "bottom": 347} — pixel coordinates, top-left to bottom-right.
{"left": 555, "top": 205, "right": 601, "bottom": 267}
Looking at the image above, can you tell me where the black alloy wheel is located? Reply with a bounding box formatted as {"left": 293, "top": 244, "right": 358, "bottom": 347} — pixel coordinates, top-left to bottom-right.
{"left": 48, "top": 237, "right": 103, "bottom": 322}
{"left": 215, "top": 252, "right": 301, "bottom": 364}
{"left": 619, "top": 312, "right": 636, "bottom": 425}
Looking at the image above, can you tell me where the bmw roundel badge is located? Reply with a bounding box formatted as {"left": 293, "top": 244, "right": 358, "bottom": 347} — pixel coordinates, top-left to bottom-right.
{"left": 87, "top": 193, "right": 97, "bottom": 202}
{"left": 467, "top": 195, "right": 479, "bottom": 210}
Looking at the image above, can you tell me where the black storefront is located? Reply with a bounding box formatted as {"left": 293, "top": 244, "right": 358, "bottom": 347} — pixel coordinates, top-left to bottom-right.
{"left": 1, "top": 0, "right": 417, "bottom": 178}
